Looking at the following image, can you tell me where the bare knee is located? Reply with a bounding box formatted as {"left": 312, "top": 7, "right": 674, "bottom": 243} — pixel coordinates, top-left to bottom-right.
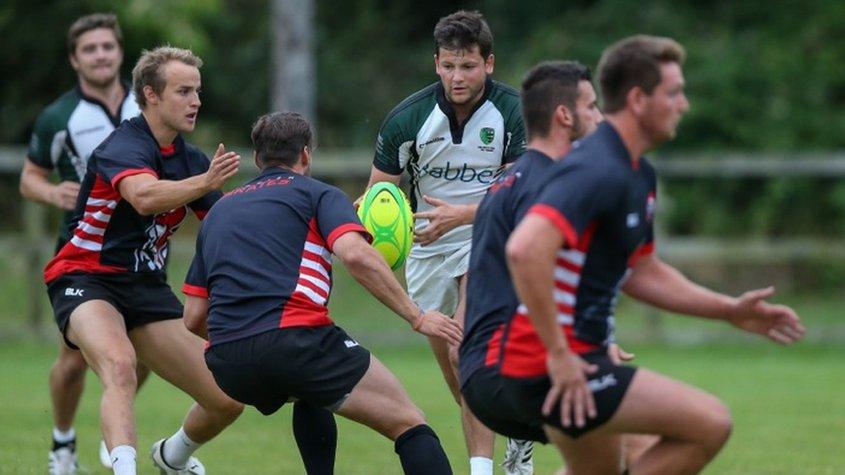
{"left": 447, "top": 343, "right": 460, "bottom": 371}
{"left": 208, "top": 395, "right": 244, "bottom": 422}
{"left": 387, "top": 404, "right": 427, "bottom": 441}
{"left": 52, "top": 351, "right": 88, "bottom": 383}
{"left": 697, "top": 396, "right": 733, "bottom": 456}
{"left": 100, "top": 354, "right": 138, "bottom": 391}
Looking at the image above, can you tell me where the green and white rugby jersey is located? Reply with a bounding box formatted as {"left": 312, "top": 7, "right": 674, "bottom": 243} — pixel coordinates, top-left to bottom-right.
{"left": 373, "top": 78, "right": 525, "bottom": 258}
{"left": 27, "top": 85, "right": 140, "bottom": 245}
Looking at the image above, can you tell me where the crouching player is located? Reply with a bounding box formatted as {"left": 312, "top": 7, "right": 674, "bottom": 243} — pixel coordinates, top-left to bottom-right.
{"left": 182, "top": 112, "right": 461, "bottom": 474}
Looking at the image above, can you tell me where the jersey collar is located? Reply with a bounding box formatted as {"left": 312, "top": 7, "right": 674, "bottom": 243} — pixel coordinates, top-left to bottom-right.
{"left": 435, "top": 77, "right": 494, "bottom": 145}
{"left": 597, "top": 122, "right": 641, "bottom": 170}
{"left": 132, "top": 114, "right": 184, "bottom": 159}
{"left": 75, "top": 80, "right": 133, "bottom": 128}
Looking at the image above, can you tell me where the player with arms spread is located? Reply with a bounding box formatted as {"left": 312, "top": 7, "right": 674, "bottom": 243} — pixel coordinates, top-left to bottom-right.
{"left": 42, "top": 46, "right": 245, "bottom": 475}
{"left": 19, "top": 13, "right": 150, "bottom": 474}
{"left": 183, "top": 111, "right": 461, "bottom": 475}
{"left": 363, "top": 10, "right": 531, "bottom": 475}
{"left": 504, "top": 36, "right": 805, "bottom": 474}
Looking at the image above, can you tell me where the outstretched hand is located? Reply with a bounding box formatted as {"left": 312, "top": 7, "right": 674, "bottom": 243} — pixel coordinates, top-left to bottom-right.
{"left": 413, "top": 195, "right": 471, "bottom": 246}
{"left": 205, "top": 143, "right": 240, "bottom": 191}
{"left": 413, "top": 310, "right": 463, "bottom": 346}
{"left": 729, "top": 287, "right": 805, "bottom": 345}
{"left": 543, "top": 350, "right": 598, "bottom": 428}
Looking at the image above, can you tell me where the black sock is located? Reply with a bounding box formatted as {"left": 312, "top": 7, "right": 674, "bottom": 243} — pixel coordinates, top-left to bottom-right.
{"left": 52, "top": 437, "right": 76, "bottom": 452}
{"left": 394, "top": 424, "right": 452, "bottom": 475}
{"left": 292, "top": 401, "right": 337, "bottom": 475}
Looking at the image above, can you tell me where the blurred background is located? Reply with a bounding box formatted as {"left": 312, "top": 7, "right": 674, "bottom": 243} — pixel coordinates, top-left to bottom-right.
{"left": 1, "top": 1, "right": 844, "bottom": 473}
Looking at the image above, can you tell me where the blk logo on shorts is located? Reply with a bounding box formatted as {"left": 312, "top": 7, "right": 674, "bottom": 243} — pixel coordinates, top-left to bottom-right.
{"left": 588, "top": 374, "right": 618, "bottom": 393}
{"left": 64, "top": 288, "right": 85, "bottom": 297}
{"left": 344, "top": 339, "right": 359, "bottom": 348}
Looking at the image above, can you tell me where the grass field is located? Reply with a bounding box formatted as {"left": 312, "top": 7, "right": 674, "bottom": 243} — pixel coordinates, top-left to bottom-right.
{"left": 0, "top": 341, "right": 842, "bottom": 474}
{"left": 0, "top": 238, "right": 843, "bottom": 473}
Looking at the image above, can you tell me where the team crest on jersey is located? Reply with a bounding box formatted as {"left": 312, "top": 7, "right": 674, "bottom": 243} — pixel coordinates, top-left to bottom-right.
{"left": 479, "top": 127, "right": 495, "bottom": 145}
{"left": 646, "top": 192, "right": 656, "bottom": 222}
{"left": 135, "top": 206, "right": 188, "bottom": 271}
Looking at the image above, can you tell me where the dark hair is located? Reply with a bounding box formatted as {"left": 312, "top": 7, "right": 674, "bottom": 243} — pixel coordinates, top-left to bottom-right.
{"left": 251, "top": 112, "right": 313, "bottom": 168}
{"left": 433, "top": 10, "right": 493, "bottom": 58}
{"left": 67, "top": 13, "right": 123, "bottom": 55}
{"left": 132, "top": 46, "right": 203, "bottom": 108}
{"left": 521, "top": 61, "right": 592, "bottom": 139}
{"left": 598, "top": 35, "right": 686, "bottom": 113}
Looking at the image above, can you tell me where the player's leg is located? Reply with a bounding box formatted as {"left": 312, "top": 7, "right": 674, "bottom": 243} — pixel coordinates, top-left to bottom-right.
{"left": 129, "top": 319, "right": 243, "bottom": 470}
{"left": 597, "top": 368, "right": 732, "bottom": 474}
{"left": 48, "top": 340, "right": 87, "bottom": 474}
{"left": 546, "top": 428, "right": 625, "bottom": 475}
{"left": 450, "top": 274, "right": 499, "bottom": 474}
{"left": 622, "top": 433, "right": 659, "bottom": 469}
{"left": 292, "top": 401, "right": 337, "bottom": 475}
{"left": 64, "top": 300, "right": 140, "bottom": 474}
{"left": 336, "top": 355, "right": 452, "bottom": 474}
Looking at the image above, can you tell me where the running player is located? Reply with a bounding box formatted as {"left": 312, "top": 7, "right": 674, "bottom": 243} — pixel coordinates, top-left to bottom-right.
{"left": 43, "top": 46, "right": 245, "bottom": 475}
{"left": 182, "top": 111, "right": 461, "bottom": 475}
{"left": 504, "top": 35, "right": 805, "bottom": 474}
{"left": 362, "top": 10, "right": 531, "bottom": 475}
{"left": 19, "top": 13, "right": 149, "bottom": 474}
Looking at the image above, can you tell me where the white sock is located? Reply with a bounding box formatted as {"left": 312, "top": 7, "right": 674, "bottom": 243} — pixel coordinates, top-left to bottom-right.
{"left": 52, "top": 427, "right": 76, "bottom": 443}
{"left": 469, "top": 456, "right": 494, "bottom": 475}
{"left": 110, "top": 445, "right": 136, "bottom": 475}
{"left": 162, "top": 427, "right": 201, "bottom": 468}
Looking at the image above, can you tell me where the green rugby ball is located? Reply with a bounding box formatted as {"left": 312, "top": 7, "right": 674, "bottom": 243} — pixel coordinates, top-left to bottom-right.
{"left": 357, "top": 182, "right": 413, "bottom": 270}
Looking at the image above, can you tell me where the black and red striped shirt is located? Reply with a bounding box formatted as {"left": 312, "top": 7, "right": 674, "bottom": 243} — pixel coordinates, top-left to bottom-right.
{"left": 43, "top": 115, "right": 220, "bottom": 283}
{"left": 183, "top": 167, "right": 370, "bottom": 347}
{"left": 495, "top": 123, "right": 657, "bottom": 378}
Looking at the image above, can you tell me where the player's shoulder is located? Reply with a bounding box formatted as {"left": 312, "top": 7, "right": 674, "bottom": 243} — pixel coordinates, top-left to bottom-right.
{"left": 486, "top": 79, "right": 521, "bottom": 111}
{"left": 95, "top": 116, "right": 155, "bottom": 158}
{"left": 380, "top": 82, "right": 439, "bottom": 132}
{"left": 183, "top": 141, "right": 209, "bottom": 161}
{"left": 34, "top": 88, "right": 81, "bottom": 130}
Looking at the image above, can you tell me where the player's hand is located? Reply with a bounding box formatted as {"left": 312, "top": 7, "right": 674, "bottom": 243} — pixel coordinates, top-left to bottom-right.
{"left": 543, "top": 349, "right": 597, "bottom": 428}
{"left": 352, "top": 191, "right": 367, "bottom": 211}
{"left": 607, "top": 343, "right": 635, "bottom": 365}
{"left": 728, "top": 286, "right": 805, "bottom": 345}
{"left": 413, "top": 310, "right": 463, "bottom": 346}
{"left": 413, "top": 195, "right": 470, "bottom": 246}
{"left": 204, "top": 143, "right": 240, "bottom": 191}
{"left": 50, "top": 181, "right": 81, "bottom": 210}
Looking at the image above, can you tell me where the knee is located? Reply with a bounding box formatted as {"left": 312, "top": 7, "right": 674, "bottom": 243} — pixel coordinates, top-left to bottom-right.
{"left": 388, "top": 405, "right": 427, "bottom": 441}
{"left": 101, "top": 354, "right": 138, "bottom": 390}
{"left": 447, "top": 344, "right": 460, "bottom": 370}
{"left": 53, "top": 352, "right": 88, "bottom": 382}
{"left": 699, "top": 397, "right": 733, "bottom": 456}
{"left": 211, "top": 396, "right": 244, "bottom": 422}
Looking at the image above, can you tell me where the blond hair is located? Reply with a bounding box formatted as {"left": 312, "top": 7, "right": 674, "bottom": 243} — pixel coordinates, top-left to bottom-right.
{"left": 132, "top": 46, "right": 203, "bottom": 108}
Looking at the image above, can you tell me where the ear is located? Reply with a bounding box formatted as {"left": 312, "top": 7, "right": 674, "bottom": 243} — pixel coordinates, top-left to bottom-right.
{"left": 554, "top": 104, "right": 574, "bottom": 130}
{"left": 253, "top": 151, "right": 260, "bottom": 170}
{"left": 485, "top": 53, "right": 495, "bottom": 75}
{"left": 627, "top": 86, "right": 648, "bottom": 117}
{"left": 434, "top": 53, "right": 441, "bottom": 73}
{"left": 300, "top": 146, "right": 311, "bottom": 169}
{"left": 143, "top": 85, "right": 159, "bottom": 106}
{"left": 69, "top": 53, "right": 80, "bottom": 72}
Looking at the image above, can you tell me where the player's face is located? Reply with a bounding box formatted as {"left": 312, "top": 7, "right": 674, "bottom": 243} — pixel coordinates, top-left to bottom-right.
{"left": 155, "top": 61, "right": 202, "bottom": 134}
{"left": 435, "top": 46, "right": 494, "bottom": 108}
{"left": 641, "top": 62, "right": 689, "bottom": 143}
{"left": 69, "top": 28, "right": 123, "bottom": 88}
{"left": 572, "top": 80, "right": 603, "bottom": 140}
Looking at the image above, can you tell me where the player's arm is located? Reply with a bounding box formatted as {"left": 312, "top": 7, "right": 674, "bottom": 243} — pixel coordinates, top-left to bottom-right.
{"left": 183, "top": 294, "right": 209, "bottom": 339}
{"left": 118, "top": 144, "right": 239, "bottom": 216}
{"left": 332, "top": 231, "right": 462, "bottom": 346}
{"left": 506, "top": 214, "right": 597, "bottom": 428}
{"left": 19, "top": 159, "right": 80, "bottom": 210}
{"left": 623, "top": 253, "right": 805, "bottom": 344}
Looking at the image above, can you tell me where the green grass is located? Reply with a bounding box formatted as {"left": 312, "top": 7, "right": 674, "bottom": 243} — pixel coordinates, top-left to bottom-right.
{"left": 0, "top": 341, "right": 842, "bottom": 474}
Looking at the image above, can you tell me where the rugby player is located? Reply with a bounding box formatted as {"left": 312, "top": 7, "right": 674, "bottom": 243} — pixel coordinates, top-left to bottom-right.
{"left": 42, "top": 46, "right": 245, "bottom": 475}
{"left": 19, "top": 13, "right": 149, "bottom": 473}
{"left": 182, "top": 111, "right": 462, "bottom": 475}
{"left": 504, "top": 35, "right": 805, "bottom": 474}
{"left": 361, "top": 10, "right": 532, "bottom": 475}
